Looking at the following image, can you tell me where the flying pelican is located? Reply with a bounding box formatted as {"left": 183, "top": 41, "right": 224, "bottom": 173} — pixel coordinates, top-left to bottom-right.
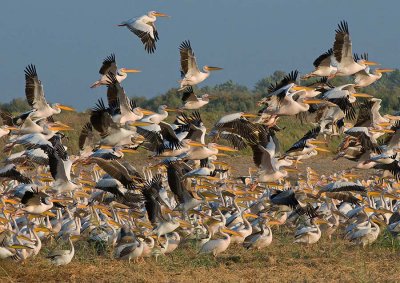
{"left": 180, "top": 87, "right": 212, "bottom": 110}
{"left": 118, "top": 11, "right": 169, "bottom": 53}
{"left": 332, "top": 21, "right": 378, "bottom": 77}
{"left": 303, "top": 48, "right": 337, "bottom": 78}
{"left": 179, "top": 40, "right": 222, "bottom": 90}
{"left": 90, "top": 54, "right": 141, "bottom": 88}
{"left": 24, "top": 65, "right": 75, "bottom": 121}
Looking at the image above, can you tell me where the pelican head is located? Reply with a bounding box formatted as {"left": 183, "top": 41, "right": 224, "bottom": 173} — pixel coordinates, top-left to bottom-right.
{"left": 203, "top": 66, "right": 223, "bottom": 72}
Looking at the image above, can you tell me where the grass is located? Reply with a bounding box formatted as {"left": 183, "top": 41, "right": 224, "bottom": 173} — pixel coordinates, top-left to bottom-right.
{"left": 2, "top": 228, "right": 400, "bottom": 282}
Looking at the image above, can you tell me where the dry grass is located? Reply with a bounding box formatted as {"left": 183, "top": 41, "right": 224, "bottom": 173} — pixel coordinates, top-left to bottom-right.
{"left": 1, "top": 228, "right": 400, "bottom": 282}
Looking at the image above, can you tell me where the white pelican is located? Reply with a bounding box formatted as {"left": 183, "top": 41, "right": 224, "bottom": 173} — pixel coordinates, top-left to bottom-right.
{"left": 294, "top": 219, "right": 326, "bottom": 244}
{"left": 180, "top": 87, "right": 212, "bottom": 110}
{"left": 332, "top": 21, "right": 378, "bottom": 77}
{"left": 179, "top": 40, "right": 222, "bottom": 90}
{"left": 24, "top": 65, "right": 75, "bottom": 121}
{"left": 243, "top": 220, "right": 280, "bottom": 250}
{"left": 354, "top": 67, "right": 394, "bottom": 88}
{"left": 46, "top": 236, "right": 76, "bottom": 265}
{"left": 303, "top": 48, "right": 337, "bottom": 78}
{"left": 199, "top": 227, "right": 241, "bottom": 257}
{"left": 118, "top": 11, "right": 169, "bottom": 53}
{"left": 90, "top": 53, "right": 141, "bottom": 88}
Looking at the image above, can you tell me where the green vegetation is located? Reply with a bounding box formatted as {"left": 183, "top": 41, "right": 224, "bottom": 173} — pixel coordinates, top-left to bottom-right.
{"left": 1, "top": 70, "right": 399, "bottom": 155}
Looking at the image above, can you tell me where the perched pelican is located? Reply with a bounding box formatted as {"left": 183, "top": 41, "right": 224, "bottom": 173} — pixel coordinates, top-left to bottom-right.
{"left": 90, "top": 54, "right": 141, "bottom": 88}
{"left": 118, "top": 11, "right": 169, "bottom": 53}
{"left": 294, "top": 219, "right": 326, "bottom": 244}
{"left": 199, "top": 227, "right": 240, "bottom": 257}
{"left": 179, "top": 40, "right": 222, "bottom": 90}
{"left": 47, "top": 236, "right": 76, "bottom": 266}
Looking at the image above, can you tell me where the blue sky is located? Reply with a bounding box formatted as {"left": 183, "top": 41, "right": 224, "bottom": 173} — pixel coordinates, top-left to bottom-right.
{"left": 1, "top": 0, "right": 399, "bottom": 110}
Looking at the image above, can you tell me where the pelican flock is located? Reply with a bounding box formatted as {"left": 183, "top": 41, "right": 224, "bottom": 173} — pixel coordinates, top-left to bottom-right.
{"left": 0, "top": 15, "right": 399, "bottom": 275}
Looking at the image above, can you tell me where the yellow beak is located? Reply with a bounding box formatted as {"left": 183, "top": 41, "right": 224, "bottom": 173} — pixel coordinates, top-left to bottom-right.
{"left": 205, "top": 66, "right": 223, "bottom": 71}
{"left": 315, "top": 147, "right": 330, "bottom": 153}
{"left": 242, "top": 113, "right": 258, "bottom": 118}
{"left": 376, "top": 68, "right": 394, "bottom": 73}
{"left": 352, "top": 93, "right": 374, "bottom": 98}
{"left": 58, "top": 105, "right": 75, "bottom": 111}
{"left": 154, "top": 12, "right": 170, "bottom": 17}
{"left": 214, "top": 145, "right": 238, "bottom": 152}
{"left": 141, "top": 109, "right": 155, "bottom": 115}
{"left": 363, "top": 60, "right": 379, "bottom": 66}
{"left": 292, "top": 85, "right": 314, "bottom": 92}
{"left": 303, "top": 99, "right": 325, "bottom": 104}
{"left": 121, "top": 68, "right": 141, "bottom": 73}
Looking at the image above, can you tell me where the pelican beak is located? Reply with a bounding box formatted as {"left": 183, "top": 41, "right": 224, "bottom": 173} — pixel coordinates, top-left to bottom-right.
{"left": 315, "top": 147, "right": 331, "bottom": 153}
{"left": 112, "top": 202, "right": 130, "bottom": 209}
{"left": 214, "top": 144, "right": 238, "bottom": 152}
{"left": 121, "top": 148, "right": 137, "bottom": 154}
{"left": 58, "top": 105, "right": 75, "bottom": 111}
{"left": 363, "top": 60, "right": 379, "bottom": 66}
{"left": 154, "top": 12, "right": 170, "bottom": 17}
{"left": 16, "top": 235, "right": 34, "bottom": 243}
{"left": 292, "top": 86, "right": 314, "bottom": 92}
{"left": 370, "top": 129, "right": 395, "bottom": 133}
{"left": 377, "top": 122, "right": 392, "bottom": 127}
{"left": 6, "top": 126, "right": 18, "bottom": 130}
{"left": 141, "top": 109, "right": 155, "bottom": 115}
{"left": 70, "top": 235, "right": 80, "bottom": 241}
{"left": 221, "top": 228, "right": 242, "bottom": 237}
{"left": 242, "top": 113, "right": 258, "bottom": 118}
{"left": 303, "top": 99, "right": 325, "bottom": 104}
{"left": 384, "top": 114, "right": 400, "bottom": 121}
{"left": 49, "top": 124, "right": 73, "bottom": 131}
{"left": 376, "top": 68, "right": 394, "bottom": 73}
{"left": 4, "top": 198, "right": 19, "bottom": 204}
{"left": 309, "top": 140, "right": 327, "bottom": 145}
{"left": 205, "top": 66, "right": 223, "bottom": 71}
{"left": 34, "top": 227, "right": 51, "bottom": 233}
{"left": 314, "top": 219, "right": 329, "bottom": 225}
{"left": 352, "top": 93, "right": 374, "bottom": 98}
{"left": 165, "top": 108, "right": 182, "bottom": 113}
{"left": 188, "top": 141, "right": 204, "bottom": 147}
{"left": 215, "top": 153, "right": 228, "bottom": 157}
{"left": 243, "top": 213, "right": 259, "bottom": 219}
{"left": 121, "top": 68, "right": 141, "bottom": 73}
{"left": 268, "top": 220, "right": 282, "bottom": 226}
{"left": 285, "top": 167, "right": 300, "bottom": 173}
{"left": 42, "top": 211, "right": 57, "bottom": 217}
{"left": 177, "top": 219, "right": 192, "bottom": 228}
{"left": 74, "top": 191, "right": 91, "bottom": 198}
{"left": 129, "top": 121, "right": 153, "bottom": 127}
{"left": 9, "top": 244, "right": 33, "bottom": 250}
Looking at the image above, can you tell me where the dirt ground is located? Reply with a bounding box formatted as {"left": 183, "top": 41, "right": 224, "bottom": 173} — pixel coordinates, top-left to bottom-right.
{"left": 1, "top": 230, "right": 400, "bottom": 282}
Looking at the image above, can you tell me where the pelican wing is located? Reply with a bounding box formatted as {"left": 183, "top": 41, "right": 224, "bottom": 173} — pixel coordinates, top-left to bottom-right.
{"left": 24, "top": 65, "right": 48, "bottom": 110}
{"left": 181, "top": 87, "right": 198, "bottom": 102}
{"left": 0, "top": 164, "right": 32, "bottom": 184}
{"left": 106, "top": 73, "right": 132, "bottom": 117}
{"left": 79, "top": 123, "right": 94, "bottom": 151}
{"left": 89, "top": 157, "right": 136, "bottom": 189}
{"left": 333, "top": 21, "right": 353, "bottom": 65}
{"left": 99, "top": 54, "right": 117, "bottom": 75}
{"left": 179, "top": 40, "right": 200, "bottom": 77}
{"left": 127, "top": 21, "right": 157, "bottom": 53}
{"left": 313, "top": 49, "right": 333, "bottom": 68}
